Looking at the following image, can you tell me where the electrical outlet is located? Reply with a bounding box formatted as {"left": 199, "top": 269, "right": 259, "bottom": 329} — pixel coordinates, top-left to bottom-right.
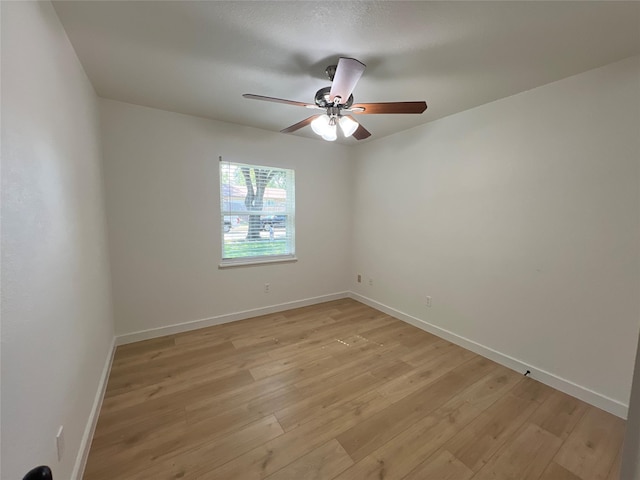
{"left": 368, "top": 278, "right": 373, "bottom": 286}
{"left": 357, "top": 274, "right": 362, "bottom": 283}
{"left": 426, "top": 296, "right": 432, "bottom": 307}
{"left": 264, "top": 283, "right": 270, "bottom": 293}
{"left": 56, "top": 426, "right": 64, "bottom": 461}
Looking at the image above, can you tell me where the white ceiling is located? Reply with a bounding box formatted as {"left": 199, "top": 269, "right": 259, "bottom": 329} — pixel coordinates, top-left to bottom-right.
{"left": 53, "top": 1, "right": 640, "bottom": 144}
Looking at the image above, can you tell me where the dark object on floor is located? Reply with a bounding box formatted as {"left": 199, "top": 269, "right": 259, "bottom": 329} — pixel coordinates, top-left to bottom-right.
{"left": 23, "top": 466, "right": 52, "bottom": 480}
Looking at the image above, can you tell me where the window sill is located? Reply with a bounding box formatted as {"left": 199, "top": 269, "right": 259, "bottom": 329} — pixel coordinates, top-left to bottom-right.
{"left": 219, "top": 255, "right": 298, "bottom": 269}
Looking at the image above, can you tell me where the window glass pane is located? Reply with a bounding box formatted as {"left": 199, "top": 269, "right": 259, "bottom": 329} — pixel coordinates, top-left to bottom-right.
{"left": 220, "top": 161, "right": 295, "bottom": 263}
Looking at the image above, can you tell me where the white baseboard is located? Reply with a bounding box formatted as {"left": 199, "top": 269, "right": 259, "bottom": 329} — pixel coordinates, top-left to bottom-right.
{"left": 349, "top": 292, "right": 628, "bottom": 419}
{"left": 116, "top": 292, "right": 350, "bottom": 345}
{"left": 72, "top": 336, "right": 117, "bottom": 480}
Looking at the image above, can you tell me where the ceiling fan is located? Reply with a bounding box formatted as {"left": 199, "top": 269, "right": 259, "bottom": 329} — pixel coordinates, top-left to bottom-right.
{"left": 243, "top": 57, "right": 428, "bottom": 141}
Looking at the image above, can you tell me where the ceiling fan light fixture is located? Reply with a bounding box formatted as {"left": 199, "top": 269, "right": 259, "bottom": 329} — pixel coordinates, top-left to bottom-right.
{"left": 322, "top": 123, "right": 337, "bottom": 141}
{"left": 311, "top": 114, "right": 330, "bottom": 135}
{"left": 243, "top": 56, "right": 426, "bottom": 142}
{"left": 339, "top": 115, "right": 359, "bottom": 137}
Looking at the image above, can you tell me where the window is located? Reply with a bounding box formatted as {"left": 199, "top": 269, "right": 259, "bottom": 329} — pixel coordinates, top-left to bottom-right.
{"left": 219, "top": 159, "right": 295, "bottom": 266}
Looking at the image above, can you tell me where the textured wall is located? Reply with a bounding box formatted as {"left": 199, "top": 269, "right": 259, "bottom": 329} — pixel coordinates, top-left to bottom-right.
{"left": 1, "top": 2, "right": 114, "bottom": 478}
{"left": 100, "top": 99, "right": 352, "bottom": 336}
{"left": 350, "top": 56, "right": 640, "bottom": 413}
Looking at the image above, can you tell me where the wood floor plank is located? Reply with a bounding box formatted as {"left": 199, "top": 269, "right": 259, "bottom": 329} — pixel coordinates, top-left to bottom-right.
{"left": 100, "top": 369, "right": 255, "bottom": 414}
{"left": 84, "top": 414, "right": 190, "bottom": 479}
{"left": 231, "top": 314, "right": 337, "bottom": 349}
{"left": 375, "top": 342, "right": 476, "bottom": 402}
{"left": 264, "top": 316, "right": 391, "bottom": 361}
{"left": 132, "top": 414, "right": 284, "bottom": 479}
{"left": 206, "top": 390, "right": 394, "bottom": 480}
{"left": 529, "top": 389, "right": 589, "bottom": 440}
{"left": 290, "top": 340, "right": 407, "bottom": 393}
{"left": 471, "top": 422, "right": 563, "bottom": 480}
{"left": 183, "top": 355, "right": 343, "bottom": 421}
{"left": 331, "top": 366, "right": 520, "bottom": 480}
{"left": 91, "top": 401, "right": 184, "bottom": 442}
{"left": 89, "top": 407, "right": 283, "bottom": 479}
{"left": 241, "top": 351, "right": 401, "bottom": 425}
{"left": 400, "top": 337, "right": 452, "bottom": 366}
{"left": 106, "top": 341, "right": 241, "bottom": 396}
{"left": 443, "top": 391, "right": 542, "bottom": 472}
{"left": 336, "top": 355, "right": 495, "bottom": 462}
{"left": 605, "top": 445, "right": 622, "bottom": 480}
{"left": 275, "top": 372, "right": 384, "bottom": 432}
{"left": 539, "top": 462, "right": 583, "bottom": 480}
{"left": 511, "top": 376, "right": 555, "bottom": 404}
{"left": 249, "top": 342, "right": 344, "bottom": 380}
{"left": 114, "top": 335, "right": 175, "bottom": 361}
{"left": 264, "top": 439, "right": 353, "bottom": 480}
{"left": 83, "top": 299, "right": 626, "bottom": 480}
{"left": 553, "top": 407, "right": 626, "bottom": 480}
{"left": 369, "top": 358, "right": 414, "bottom": 382}
{"left": 403, "top": 450, "right": 474, "bottom": 480}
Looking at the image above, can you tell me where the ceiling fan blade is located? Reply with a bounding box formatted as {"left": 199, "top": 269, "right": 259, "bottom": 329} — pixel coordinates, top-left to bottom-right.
{"left": 243, "top": 93, "right": 314, "bottom": 108}
{"left": 329, "top": 57, "right": 366, "bottom": 104}
{"left": 352, "top": 121, "right": 372, "bottom": 140}
{"left": 280, "top": 115, "right": 320, "bottom": 134}
{"left": 351, "top": 101, "right": 427, "bottom": 114}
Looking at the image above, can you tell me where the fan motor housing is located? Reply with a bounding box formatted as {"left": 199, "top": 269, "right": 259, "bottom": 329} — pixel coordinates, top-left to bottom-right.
{"left": 314, "top": 86, "right": 354, "bottom": 109}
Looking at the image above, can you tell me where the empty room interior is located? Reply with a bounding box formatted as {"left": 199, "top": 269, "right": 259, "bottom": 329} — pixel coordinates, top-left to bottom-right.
{"left": 3, "top": 1, "right": 640, "bottom": 479}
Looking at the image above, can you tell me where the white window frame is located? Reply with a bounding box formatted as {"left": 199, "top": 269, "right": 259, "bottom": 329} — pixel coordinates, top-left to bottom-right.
{"left": 219, "top": 159, "right": 296, "bottom": 268}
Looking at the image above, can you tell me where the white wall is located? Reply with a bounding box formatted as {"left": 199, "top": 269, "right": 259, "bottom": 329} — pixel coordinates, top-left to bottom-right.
{"left": 99, "top": 100, "right": 352, "bottom": 337}
{"left": 1, "top": 2, "right": 115, "bottom": 479}
{"left": 350, "top": 56, "right": 640, "bottom": 415}
{"left": 622, "top": 331, "right": 640, "bottom": 478}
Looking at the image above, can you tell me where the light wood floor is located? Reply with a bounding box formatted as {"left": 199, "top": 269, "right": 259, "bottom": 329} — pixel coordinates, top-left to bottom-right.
{"left": 85, "top": 299, "right": 625, "bottom": 480}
